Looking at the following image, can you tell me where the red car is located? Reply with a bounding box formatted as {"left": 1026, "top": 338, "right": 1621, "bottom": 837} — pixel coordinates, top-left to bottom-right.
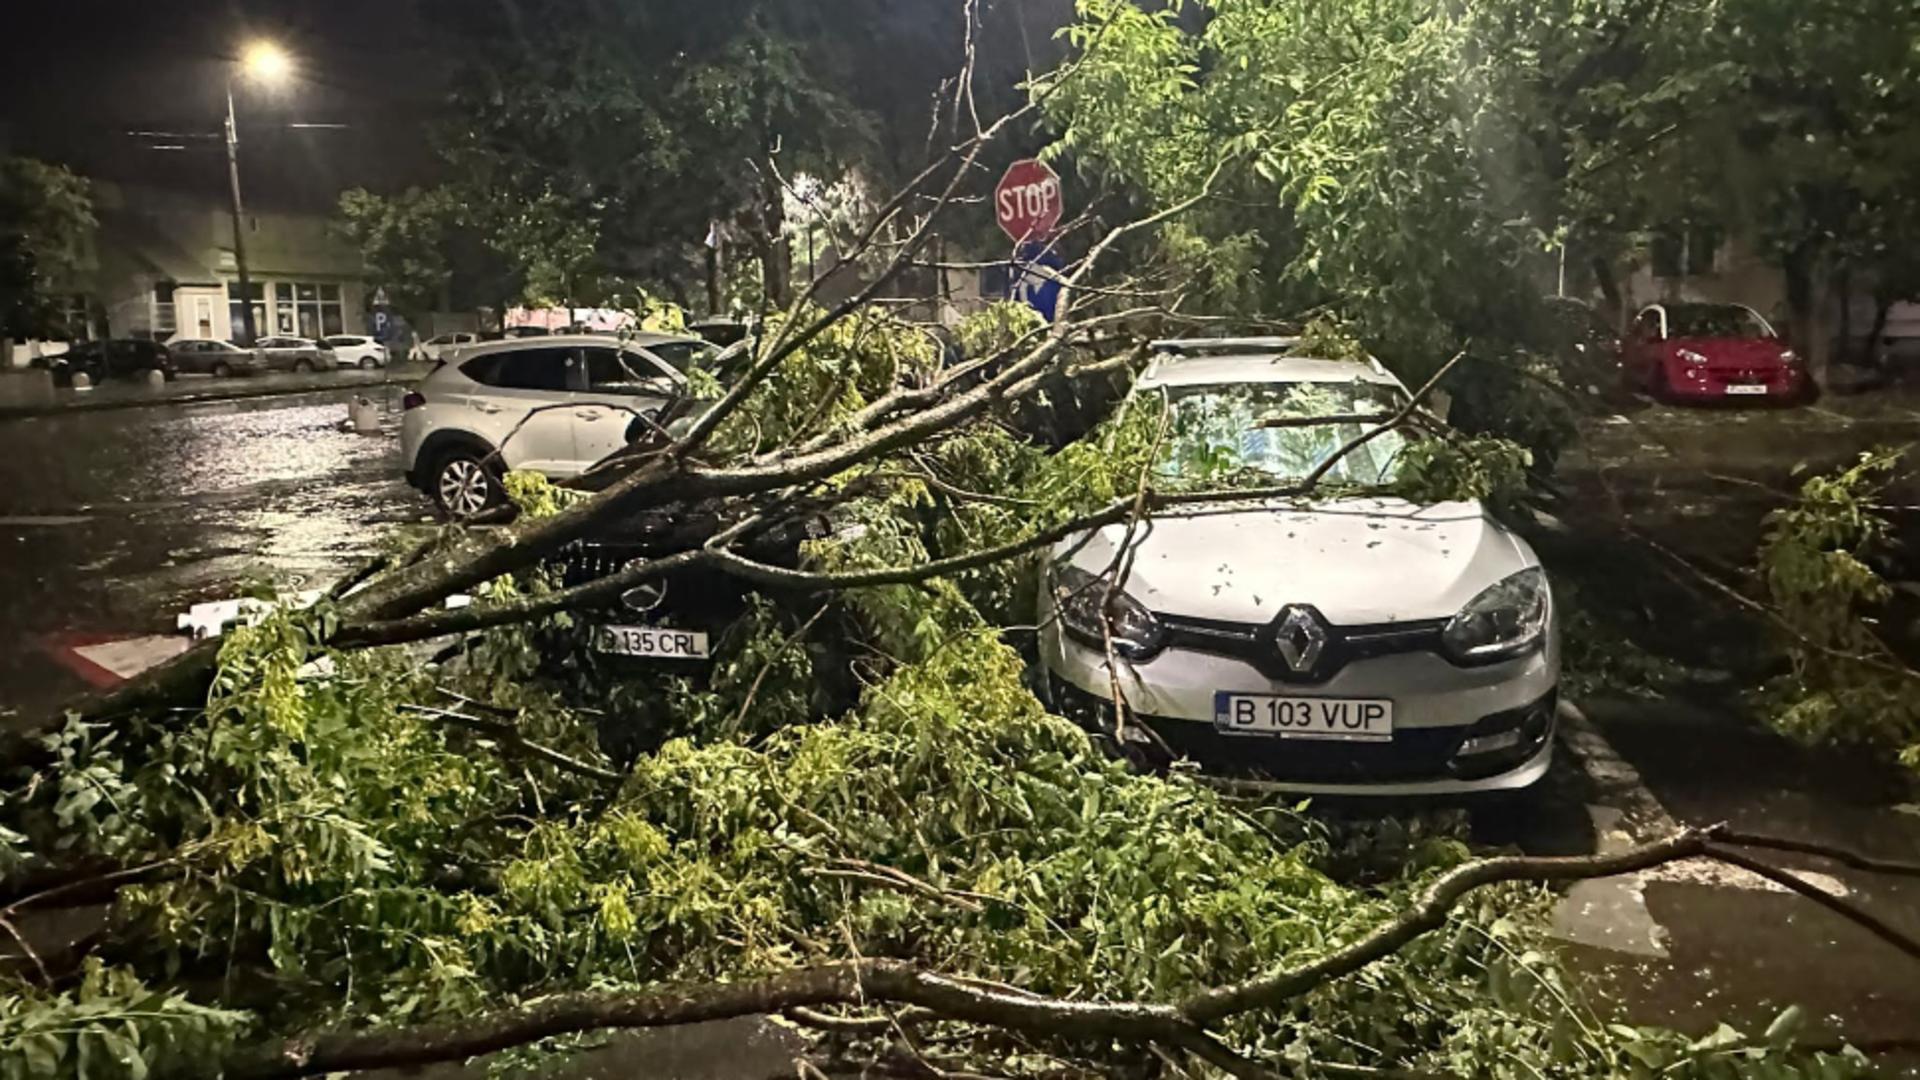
{"left": 1624, "top": 302, "right": 1811, "bottom": 403}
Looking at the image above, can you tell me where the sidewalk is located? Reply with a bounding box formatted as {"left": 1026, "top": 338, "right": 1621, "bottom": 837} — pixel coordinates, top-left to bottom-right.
{"left": 0, "top": 362, "right": 433, "bottom": 421}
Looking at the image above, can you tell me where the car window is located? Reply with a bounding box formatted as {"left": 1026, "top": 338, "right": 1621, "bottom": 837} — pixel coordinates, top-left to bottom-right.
{"left": 464, "top": 347, "right": 575, "bottom": 392}
{"left": 638, "top": 340, "right": 718, "bottom": 373}
{"left": 1666, "top": 303, "right": 1771, "bottom": 339}
{"left": 583, "top": 347, "right": 676, "bottom": 395}
{"left": 1155, "top": 379, "right": 1412, "bottom": 489}
{"left": 325, "top": 336, "right": 360, "bottom": 347}
{"left": 1634, "top": 310, "right": 1664, "bottom": 340}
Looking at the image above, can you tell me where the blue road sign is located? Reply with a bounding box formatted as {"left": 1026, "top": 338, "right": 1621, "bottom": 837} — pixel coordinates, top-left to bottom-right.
{"left": 982, "top": 244, "right": 1064, "bottom": 323}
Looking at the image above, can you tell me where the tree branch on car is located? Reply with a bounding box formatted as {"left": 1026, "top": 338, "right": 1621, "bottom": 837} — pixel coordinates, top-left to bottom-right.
{"left": 215, "top": 824, "right": 1920, "bottom": 1079}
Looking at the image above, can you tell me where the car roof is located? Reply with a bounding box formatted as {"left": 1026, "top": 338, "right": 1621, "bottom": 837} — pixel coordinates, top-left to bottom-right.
{"left": 1136, "top": 353, "right": 1404, "bottom": 391}
{"left": 454, "top": 332, "right": 704, "bottom": 358}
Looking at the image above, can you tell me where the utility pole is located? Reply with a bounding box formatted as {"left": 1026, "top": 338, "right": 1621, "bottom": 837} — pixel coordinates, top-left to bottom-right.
{"left": 224, "top": 80, "right": 257, "bottom": 344}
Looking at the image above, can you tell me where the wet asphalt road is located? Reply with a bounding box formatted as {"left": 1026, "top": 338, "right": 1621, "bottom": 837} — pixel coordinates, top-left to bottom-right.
{"left": 0, "top": 383, "right": 426, "bottom": 722}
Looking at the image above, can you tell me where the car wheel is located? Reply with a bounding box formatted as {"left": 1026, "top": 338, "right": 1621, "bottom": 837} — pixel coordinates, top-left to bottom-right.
{"left": 211, "top": 362, "right": 232, "bottom": 378}
{"left": 292, "top": 359, "right": 313, "bottom": 373}
{"left": 358, "top": 356, "right": 376, "bottom": 370}
{"left": 431, "top": 449, "right": 503, "bottom": 519}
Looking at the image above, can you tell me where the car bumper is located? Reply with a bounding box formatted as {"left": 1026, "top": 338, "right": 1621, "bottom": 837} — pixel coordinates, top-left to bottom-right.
{"left": 1662, "top": 362, "right": 1806, "bottom": 401}
{"left": 1038, "top": 620, "right": 1558, "bottom": 794}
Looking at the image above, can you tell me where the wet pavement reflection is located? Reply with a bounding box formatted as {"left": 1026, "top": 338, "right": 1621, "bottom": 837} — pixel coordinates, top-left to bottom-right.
{"left": 0, "top": 385, "right": 426, "bottom": 721}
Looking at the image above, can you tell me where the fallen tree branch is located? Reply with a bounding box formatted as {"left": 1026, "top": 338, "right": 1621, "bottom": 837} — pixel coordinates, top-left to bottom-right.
{"left": 1178, "top": 826, "right": 1709, "bottom": 1023}
{"left": 401, "top": 705, "right": 623, "bottom": 785}
{"left": 1714, "top": 828, "right": 1920, "bottom": 879}
{"left": 222, "top": 827, "right": 1779, "bottom": 1079}
{"left": 1703, "top": 842, "right": 1920, "bottom": 962}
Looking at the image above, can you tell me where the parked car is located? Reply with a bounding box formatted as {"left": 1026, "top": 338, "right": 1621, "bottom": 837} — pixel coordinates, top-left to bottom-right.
{"left": 169, "top": 338, "right": 268, "bottom": 377}
{"left": 32, "top": 339, "right": 178, "bottom": 385}
{"left": 325, "top": 335, "right": 389, "bottom": 369}
{"left": 413, "top": 332, "right": 479, "bottom": 364}
{"left": 254, "top": 336, "right": 332, "bottom": 373}
{"left": 1623, "top": 302, "right": 1811, "bottom": 403}
{"left": 1036, "top": 342, "right": 1559, "bottom": 795}
{"left": 400, "top": 333, "right": 702, "bottom": 517}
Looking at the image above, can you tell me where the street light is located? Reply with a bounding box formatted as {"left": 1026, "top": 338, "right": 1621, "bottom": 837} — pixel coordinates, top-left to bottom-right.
{"left": 225, "top": 40, "right": 290, "bottom": 344}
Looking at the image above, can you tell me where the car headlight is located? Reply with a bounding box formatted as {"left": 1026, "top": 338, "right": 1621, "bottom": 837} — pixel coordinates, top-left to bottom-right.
{"left": 1780, "top": 349, "right": 1798, "bottom": 365}
{"left": 1442, "top": 567, "right": 1550, "bottom": 665}
{"left": 1677, "top": 348, "right": 1709, "bottom": 365}
{"left": 1049, "top": 564, "right": 1165, "bottom": 660}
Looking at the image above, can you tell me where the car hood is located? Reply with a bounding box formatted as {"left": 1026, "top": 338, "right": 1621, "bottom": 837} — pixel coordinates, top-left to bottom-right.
{"left": 1668, "top": 336, "right": 1790, "bottom": 367}
{"left": 1052, "top": 497, "right": 1535, "bottom": 625}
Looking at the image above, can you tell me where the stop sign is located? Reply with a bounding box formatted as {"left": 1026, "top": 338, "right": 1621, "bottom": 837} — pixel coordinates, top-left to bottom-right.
{"left": 994, "top": 158, "right": 1063, "bottom": 243}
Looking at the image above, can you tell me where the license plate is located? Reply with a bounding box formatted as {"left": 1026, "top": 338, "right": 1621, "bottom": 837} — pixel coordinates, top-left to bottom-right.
{"left": 1213, "top": 692, "right": 1393, "bottom": 742}
{"left": 594, "top": 625, "right": 710, "bottom": 660}
{"left": 1724, "top": 384, "right": 1768, "bottom": 396}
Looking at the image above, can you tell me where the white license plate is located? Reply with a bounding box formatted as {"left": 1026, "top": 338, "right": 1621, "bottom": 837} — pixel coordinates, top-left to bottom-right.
{"left": 594, "top": 625, "right": 710, "bottom": 660}
{"left": 1724, "top": 384, "right": 1769, "bottom": 396}
{"left": 1214, "top": 692, "right": 1393, "bottom": 742}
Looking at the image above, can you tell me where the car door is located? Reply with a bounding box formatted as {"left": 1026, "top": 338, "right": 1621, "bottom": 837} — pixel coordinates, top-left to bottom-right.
{"left": 574, "top": 345, "right": 680, "bottom": 469}
{"left": 463, "top": 346, "right": 585, "bottom": 476}
{"left": 1626, "top": 309, "right": 1665, "bottom": 387}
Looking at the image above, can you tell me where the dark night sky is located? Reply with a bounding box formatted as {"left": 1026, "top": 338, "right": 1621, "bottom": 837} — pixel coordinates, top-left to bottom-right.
{"left": 0, "top": 0, "right": 448, "bottom": 211}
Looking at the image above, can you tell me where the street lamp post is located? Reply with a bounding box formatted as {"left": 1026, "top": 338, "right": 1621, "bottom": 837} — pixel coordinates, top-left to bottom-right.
{"left": 224, "top": 42, "right": 289, "bottom": 345}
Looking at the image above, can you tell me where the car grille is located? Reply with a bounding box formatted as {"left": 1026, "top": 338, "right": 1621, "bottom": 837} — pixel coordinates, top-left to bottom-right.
{"left": 1158, "top": 611, "right": 1446, "bottom": 684}
{"left": 1708, "top": 364, "right": 1777, "bottom": 382}
{"left": 1050, "top": 675, "right": 1554, "bottom": 784}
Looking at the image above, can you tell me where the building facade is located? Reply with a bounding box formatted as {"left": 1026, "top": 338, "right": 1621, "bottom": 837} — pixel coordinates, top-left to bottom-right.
{"left": 62, "top": 181, "right": 366, "bottom": 345}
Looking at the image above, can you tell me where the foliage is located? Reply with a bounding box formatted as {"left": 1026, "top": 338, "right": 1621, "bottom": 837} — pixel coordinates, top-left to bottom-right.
{"left": 1392, "top": 435, "right": 1533, "bottom": 509}
{"left": 334, "top": 187, "right": 457, "bottom": 321}
{"left": 697, "top": 306, "right": 939, "bottom": 455}
{"left": 0, "top": 157, "right": 94, "bottom": 340}
{"left": 1754, "top": 448, "right": 1920, "bottom": 768}
{"left": 0, "top": 962, "right": 248, "bottom": 1080}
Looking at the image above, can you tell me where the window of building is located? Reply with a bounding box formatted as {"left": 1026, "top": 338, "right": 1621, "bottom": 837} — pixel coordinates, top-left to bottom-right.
{"left": 57, "top": 295, "right": 96, "bottom": 342}
{"left": 227, "top": 280, "right": 266, "bottom": 342}
{"left": 1651, "top": 224, "right": 1723, "bottom": 279}
{"left": 152, "top": 282, "right": 177, "bottom": 335}
{"left": 274, "top": 281, "right": 346, "bottom": 339}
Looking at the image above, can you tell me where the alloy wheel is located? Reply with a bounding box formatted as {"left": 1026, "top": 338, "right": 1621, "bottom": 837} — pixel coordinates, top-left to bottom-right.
{"left": 437, "top": 458, "right": 493, "bottom": 517}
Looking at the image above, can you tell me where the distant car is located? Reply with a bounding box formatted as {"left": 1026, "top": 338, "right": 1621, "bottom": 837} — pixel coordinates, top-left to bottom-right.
{"left": 33, "top": 339, "right": 178, "bottom": 384}
{"left": 1624, "top": 302, "right": 1812, "bottom": 403}
{"left": 413, "top": 332, "right": 478, "bottom": 364}
{"left": 399, "top": 333, "right": 707, "bottom": 517}
{"left": 325, "top": 335, "right": 389, "bottom": 369}
{"left": 169, "top": 338, "right": 268, "bottom": 377}
{"left": 503, "top": 326, "right": 552, "bottom": 339}
{"left": 254, "top": 336, "right": 332, "bottom": 373}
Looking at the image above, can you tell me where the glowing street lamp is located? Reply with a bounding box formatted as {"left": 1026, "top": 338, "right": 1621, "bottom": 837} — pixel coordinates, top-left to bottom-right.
{"left": 225, "top": 40, "right": 291, "bottom": 343}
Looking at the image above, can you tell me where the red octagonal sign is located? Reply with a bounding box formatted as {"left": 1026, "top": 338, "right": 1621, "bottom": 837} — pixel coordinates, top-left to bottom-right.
{"left": 994, "top": 158, "right": 1063, "bottom": 243}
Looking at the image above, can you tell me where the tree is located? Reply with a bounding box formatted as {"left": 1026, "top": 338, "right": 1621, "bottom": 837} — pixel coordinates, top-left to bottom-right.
{"left": 0, "top": 157, "right": 95, "bottom": 356}
{"left": 335, "top": 187, "right": 458, "bottom": 327}
{"left": 2, "top": 12, "right": 1914, "bottom": 1080}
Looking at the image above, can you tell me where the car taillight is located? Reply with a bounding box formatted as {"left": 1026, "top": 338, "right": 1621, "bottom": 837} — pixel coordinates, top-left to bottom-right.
{"left": 402, "top": 391, "right": 426, "bottom": 410}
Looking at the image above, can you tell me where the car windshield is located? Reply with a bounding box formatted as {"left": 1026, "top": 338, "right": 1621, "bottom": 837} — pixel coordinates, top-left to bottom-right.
{"left": 1154, "top": 379, "right": 1412, "bottom": 488}
{"left": 1666, "top": 304, "right": 1770, "bottom": 339}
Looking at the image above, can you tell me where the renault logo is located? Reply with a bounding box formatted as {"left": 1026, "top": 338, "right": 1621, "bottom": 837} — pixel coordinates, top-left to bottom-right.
{"left": 1274, "top": 605, "right": 1328, "bottom": 674}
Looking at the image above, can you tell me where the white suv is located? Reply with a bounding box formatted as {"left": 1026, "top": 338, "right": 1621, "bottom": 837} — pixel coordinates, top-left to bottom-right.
{"left": 399, "top": 334, "right": 713, "bottom": 517}
{"left": 1038, "top": 341, "right": 1558, "bottom": 795}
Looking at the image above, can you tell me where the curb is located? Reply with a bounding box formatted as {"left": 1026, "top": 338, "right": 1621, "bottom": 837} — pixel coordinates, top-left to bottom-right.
{"left": 0, "top": 369, "right": 427, "bottom": 422}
